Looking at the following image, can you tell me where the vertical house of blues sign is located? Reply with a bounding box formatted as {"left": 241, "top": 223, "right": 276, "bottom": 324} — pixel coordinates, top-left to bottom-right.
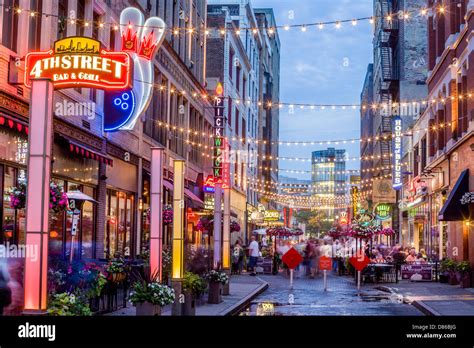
{"left": 213, "top": 86, "right": 225, "bottom": 179}
{"left": 392, "top": 116, "right": 403, "bottom": 190}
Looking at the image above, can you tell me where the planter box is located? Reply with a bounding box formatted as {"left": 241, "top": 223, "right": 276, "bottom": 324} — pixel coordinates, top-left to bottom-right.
{"left": 458, "top": 273, "right": 472, "bottom": 288}
{"left": 135, "top": 302, "right": 162, "bottom": 316}
{"left": 208, "top": 282, "right": 223, "bottom": 304}
{"left": 183, "top": 290, "right": 196, "bottom": 316}
{"left": 448, "top": 272, "right": 459, "bottom": 285}
{"left": 439, "top": 273, "right": 449, "bottom": 283}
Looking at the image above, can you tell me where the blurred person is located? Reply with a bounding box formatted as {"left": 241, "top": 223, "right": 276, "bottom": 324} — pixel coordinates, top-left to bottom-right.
{"left": 232, "top": 240, "right": 244, "bottom": 275}
{"left": 0, "top": 259, "right": 12, "bottom": 316}
{"left": 247, "top": 235, "right": 260, "bottom": 276}
{"left": 405, "top": 248, "right": 417, "bottom": 262}
{"left": 310, "top": 240, "right": 321, "bottom": 278}
{"left": 332, "top": 240, "right": 341, "bottom": 272}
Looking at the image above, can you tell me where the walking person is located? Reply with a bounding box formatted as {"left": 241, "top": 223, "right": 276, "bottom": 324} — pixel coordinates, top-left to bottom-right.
{"left": 310, "top": 240, "right": 321, "bottom": 278}
{"left": 332, "top": 240, "right": 341, "bottom": 272}
{"left": 0, "top": 260, "right": 12, "bottom": 316}
{"left": 247, "top": 235, "right": 260, "bottom": 276}
{"left": 232, "top": 240, "right": 244, "bottom": 275}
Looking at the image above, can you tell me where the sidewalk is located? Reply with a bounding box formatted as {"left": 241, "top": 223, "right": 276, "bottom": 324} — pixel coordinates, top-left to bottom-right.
{"left": 377, "top": 280, "right": 474, "bottom": 316}
{"left": 106, "top": 274, "right": 268, "bottom": 316}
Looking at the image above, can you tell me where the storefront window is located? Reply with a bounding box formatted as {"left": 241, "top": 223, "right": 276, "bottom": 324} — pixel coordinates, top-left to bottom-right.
{"left": 105, "top": 189, "right": 135, "bottom": 259}
{"left": 1, "top": 166, "right": 26, "bottom": 246}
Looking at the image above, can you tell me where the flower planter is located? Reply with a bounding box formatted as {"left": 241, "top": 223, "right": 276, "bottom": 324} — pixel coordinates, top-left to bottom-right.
{"left": 208, "top": 282, "right": 223, "bottom": 304}
{"left": 183, "top": 290, "right": 196, "bottom": 316}
{"left": 108, "top": 272, "right": 126, "bottom": 283}
{"left": 222, "top": 281, "right": 230, "bottom": 296}
{"left": 439, "top": 273, "right": 449, "bottom": 284}
{"left": 458, "top": 273, "right": 471, "bottom": 288}
{"left": 135, "top": 301, "right": 162, "bottom": 316}
{"left": 448, "top": 272, "right": 459, "bottom": 285}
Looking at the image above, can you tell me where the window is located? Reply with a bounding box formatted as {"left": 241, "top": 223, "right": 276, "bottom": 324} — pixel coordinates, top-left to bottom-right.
{"left": 109, "top": 24, "right": 117, "bottom": 50}
{"left": 105, "top": 189, "right": 135, "bottom": 258}
{"left": 227, "top": 98, "right": 232, "bottom": 126}
{"left": 229, "top": 48, "right": 234, "bottom": 80}
{"left": 2, "top": 0, "right": 19, "bottom": 51}
{"left": 92, "top": 10, "right": 102, "bottom": 41}
{"left": 236, "top": 66, "right": 241, "bottom": 92}
{"left": 28, "top": 0, "right": 43, "bottom": 50}
{"left": 421, "top": 137, "right": 427, "bottom": 171}
{"left": 76, "top": 0, "right": 85, "bottom": 37}
{"left": 243, "top": 76, "right": 247, "bottom": 100}
{"left": 235, "top": 108, "right": 240, "bottom": 136}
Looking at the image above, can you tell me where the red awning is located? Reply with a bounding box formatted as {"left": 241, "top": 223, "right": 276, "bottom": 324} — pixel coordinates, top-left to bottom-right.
{"left": 0, "top": 113, "right": 28, "bottom": 136}
{"left": 68, "top": 140, "right": 113, "bottom": 166}
{"left": 163, "top": 179, "right": 173, "bottom": 191}
{"left": 185, "top": 187, "right": 204, "bottom": 207}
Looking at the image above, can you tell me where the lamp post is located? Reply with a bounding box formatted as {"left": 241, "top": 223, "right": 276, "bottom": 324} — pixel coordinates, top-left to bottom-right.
{"left": 23, "top": 79, "right": 54, "bottom": 314}
{"left": 171, "top": 159, "right": 185, "bottom": 315}
{"left": 150, "top": 147, "right": 164, "bottom": 280}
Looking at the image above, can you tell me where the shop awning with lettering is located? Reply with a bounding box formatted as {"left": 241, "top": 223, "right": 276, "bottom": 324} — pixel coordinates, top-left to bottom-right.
{"left": 439, "top": 169, "right": 471, "bottom": 221}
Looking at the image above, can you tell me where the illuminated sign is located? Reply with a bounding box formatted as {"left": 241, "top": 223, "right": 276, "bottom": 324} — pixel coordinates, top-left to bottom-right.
{"left": 203, "top": 175, "right": 229, "bottom": 193}
{"left": 374, "top": 204, "right": 392, "bottom": 220}
{"left": 354, "top": 212, "right": 374, "bottom": 225}
{"left": 263, "top": 210, "right": 280, "bottom": 222}
{"left": 104, "top": 7, "right": 166, "bottom": 131}
{"left": 392, "top": 116, "right": 403, "bottom": 190}
{"left": 213, "top": 84, "right": 225, "bottom": 179}
{"left": 351, "top": 186, "right": 359, "bottom": 217}
{"left": 25, "top": 37, "right": 132, "bottom": 90}
{"left": 339, "top": 211, "right": 348, "bottom": 225}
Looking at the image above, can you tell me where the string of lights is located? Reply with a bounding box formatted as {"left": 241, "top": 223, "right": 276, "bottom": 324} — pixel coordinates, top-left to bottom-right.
{"left": 0, "top": 3, "right": 446, "bottom": 36}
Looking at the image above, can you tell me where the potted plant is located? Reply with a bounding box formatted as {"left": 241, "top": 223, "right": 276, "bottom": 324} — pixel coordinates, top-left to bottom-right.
{"left": 47, "top": 292, "right": 92, "bottom": 316}
{"left": 447, "top": 260, "right": 459, "bottom": 285}
{"left": 204, "top": 270, "right": 228, "bottom": 304}
{"left": 163, "top": 205, "right": 173, "bottom": 225}
{"left": 439, "top": 259, "right": 450, "bottom": 283}
{"left": 129, "top": 272, "right": 175, "bottom": 316}
{"left": 456, "top": 261, "right": 472, "bottom": 288}
{"left": 105, "top": 258, "right": 128, "bottom": 283}
{"left": 182, "top": 272, "right": 207, "bottom": 315}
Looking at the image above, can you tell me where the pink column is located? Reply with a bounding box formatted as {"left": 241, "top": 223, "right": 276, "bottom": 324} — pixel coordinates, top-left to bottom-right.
{"left": 149, "top": 147, "right": 164, "bottom": 281}
{"left": 23, "top": 79, "right": 54, "bottom": 313}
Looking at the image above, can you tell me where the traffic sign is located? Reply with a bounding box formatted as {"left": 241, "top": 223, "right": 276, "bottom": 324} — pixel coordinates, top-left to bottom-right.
{"left": 281, "top": 247, "right": 303, "bottom": 270}
{"left": 319, "top": 256, "right": 332, "bottom": 271}
{"left": 349, "top": 253, "right": 370, "bottom": 271}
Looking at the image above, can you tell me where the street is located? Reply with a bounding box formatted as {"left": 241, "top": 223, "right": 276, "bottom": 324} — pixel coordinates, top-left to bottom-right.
{"left": 240, "top": 272, "right": 422, "bottom": 316}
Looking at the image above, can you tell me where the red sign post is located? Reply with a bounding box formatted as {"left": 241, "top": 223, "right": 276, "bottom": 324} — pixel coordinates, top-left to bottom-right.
{"left": 282, "top": 248, "right": 303, "bottom": 289}
{"left": 319, "top": 256, "right": 332, "bottom": 271}
{"left": 349, "top": 251, "right": 370, "bottom": 291}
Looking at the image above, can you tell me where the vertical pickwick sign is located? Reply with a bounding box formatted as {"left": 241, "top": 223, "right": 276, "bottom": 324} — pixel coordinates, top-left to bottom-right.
{"left": 213, "top": 83, "right": 225, "bottom": 179}
{"left": 392, "top": 116, "right": 403, "bottom": 190}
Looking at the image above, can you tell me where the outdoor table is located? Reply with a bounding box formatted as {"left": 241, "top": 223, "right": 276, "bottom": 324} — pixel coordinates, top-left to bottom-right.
{"left": 363, "top": 263, "right": 397, "bottom": 283}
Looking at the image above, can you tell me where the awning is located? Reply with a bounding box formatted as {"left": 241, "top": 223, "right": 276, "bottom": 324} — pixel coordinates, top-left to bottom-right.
{"left": 68, "top": 140, "right": 113, "bottom": 166}
{"left": 0, "top": 113, "right": 28, "bottom": 136}
{"left": 185, "top": 187, "right": 204, "bottom": 209}
{"left": 163, "top": 179, "right": 204, "bottom": 209}
{"left": 439, "top": 169, "right": 471, "bottom": 221}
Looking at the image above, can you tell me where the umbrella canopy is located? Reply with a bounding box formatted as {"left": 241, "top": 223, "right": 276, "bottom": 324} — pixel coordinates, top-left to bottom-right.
{"left": 66, "top": 190, "right": 98, "bottom": 203}
{"left": 253, "top": 228, "right": 267, "bottom": 235}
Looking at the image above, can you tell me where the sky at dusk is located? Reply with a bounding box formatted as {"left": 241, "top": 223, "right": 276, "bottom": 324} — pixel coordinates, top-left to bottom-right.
{"left": 252, "top": 0, "right": 373, "bottom": 179}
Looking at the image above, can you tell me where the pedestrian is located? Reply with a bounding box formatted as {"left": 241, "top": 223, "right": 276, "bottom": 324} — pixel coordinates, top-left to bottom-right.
{"left": 405, "top": 248, "right": 417, "bottom": 262}
{"left": 310, "top": 240, "right": 321, "bottom": 278}
{"left": 232, "top": 240, "right": 244, "bottom": 275}
{"left": 247, "top": 235, "right": 260, "bottom": 276}
{"left": 332, "top": 240, "right": 341, "bottom": 272}
{"left": 0, "top": 260, "right": 12, "bottom": 316}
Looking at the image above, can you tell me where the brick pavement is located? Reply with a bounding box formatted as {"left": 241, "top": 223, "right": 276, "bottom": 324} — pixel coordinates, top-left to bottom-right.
{"left": 106, "top": 274, "right": 268, "bottom": 316}
{"left": 378, "top": 280, "right": 474, "bottom": 316}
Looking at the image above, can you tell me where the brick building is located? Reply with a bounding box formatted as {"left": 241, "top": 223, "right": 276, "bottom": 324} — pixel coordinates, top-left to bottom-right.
{"left": 0, "top": 0, "right": 214, "bottom": 261}
{"left": 401, "top": 0, "right": 473, "bottom": 266}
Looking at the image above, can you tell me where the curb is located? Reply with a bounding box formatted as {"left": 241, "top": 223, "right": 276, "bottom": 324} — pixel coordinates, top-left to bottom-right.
{"left": 410, "top": 300, "right": 441, "bottom": 316}
{"left": 223, "top": 278, "right": 269, "bottom": 316}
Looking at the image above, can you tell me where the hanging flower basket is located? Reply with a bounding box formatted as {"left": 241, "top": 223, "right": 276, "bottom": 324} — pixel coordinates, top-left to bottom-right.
{"left": 196, "top": 215, "right": 213, "bottom": 233}
{"left": 50, "top": 182, "right": 69, "bottom": 213}
{"left": 230, "top": 221, "right": 241, "bottom": 233}
{"left": 344, "top": 224, "right": 374, "bottom": 239}
{"left": 10, "top": 182, "right": 69, "bottom": 212}
{"left": 377, "top": 227, "right": 396, "bottom": 236}
{"left": 163, "top": 205, "right": 173, "bottom": 225}
{"left": 266, "top": 227, "right": 293, "bottom": 237}
{"left": 9, "top": 183, "right": 26, "bottom": 209}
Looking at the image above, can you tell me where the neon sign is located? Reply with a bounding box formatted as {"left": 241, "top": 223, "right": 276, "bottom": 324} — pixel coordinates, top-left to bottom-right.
{"left": 374, "top": 203, "right": 391, "bottom": 220}
{"left": 213, "top": 83, "right": 225, "bottom": 179}
{"left": 392, "top": 116, "right": 403, "bottom": 190}
{"left": 203, "top": 175, "right": 229, "bottom": 193}
{"left": 104, "top": 8, "right": 166, "bottom": 131}
{"left": 25, "top": 37, "right": 131, "bottom": 90}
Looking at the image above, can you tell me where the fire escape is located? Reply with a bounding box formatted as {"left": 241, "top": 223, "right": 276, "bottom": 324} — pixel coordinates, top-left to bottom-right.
{"left": 375, "top": 0, "right": 399, "bottom": 176}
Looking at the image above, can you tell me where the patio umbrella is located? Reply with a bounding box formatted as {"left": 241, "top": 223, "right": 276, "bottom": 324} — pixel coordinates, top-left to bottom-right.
{"left": 253, "top": 228, "right": 267, "bottom": 235}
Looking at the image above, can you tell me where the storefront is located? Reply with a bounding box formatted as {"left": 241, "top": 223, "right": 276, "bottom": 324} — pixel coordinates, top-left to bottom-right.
{"left": 0, "top": 117, "right": 29, "bottom": 246}
{"left": 105, "top": 157, "right": 137, "bottom": 259}
{"left": 49, "top": 137, "right": 101, "bottom": 260}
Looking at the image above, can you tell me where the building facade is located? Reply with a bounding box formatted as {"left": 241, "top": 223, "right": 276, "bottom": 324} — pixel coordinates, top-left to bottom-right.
{"left": 0, "top": 0, "right": 214, "bottom": 262}
{"left": 399, "top": 0, "right": 473, "bottom": 266}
